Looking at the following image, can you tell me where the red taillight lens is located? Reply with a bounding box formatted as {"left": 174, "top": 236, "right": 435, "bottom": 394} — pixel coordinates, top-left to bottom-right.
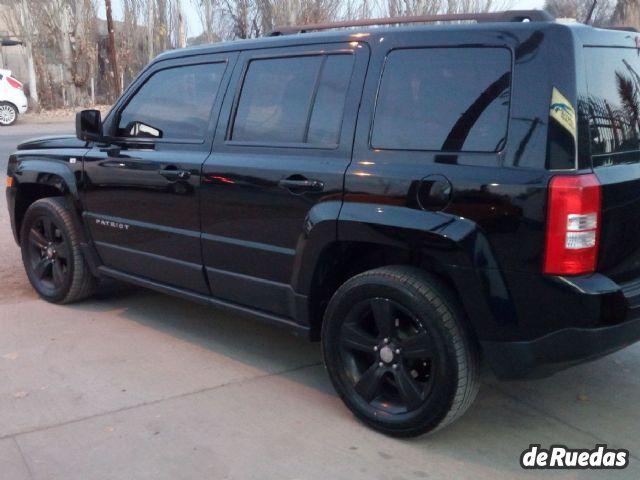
{"left": 6, "top": 77, "right": 23, "bottom": 90}
{"left": 544, "top": 174, "right": 601, "bottom": 275}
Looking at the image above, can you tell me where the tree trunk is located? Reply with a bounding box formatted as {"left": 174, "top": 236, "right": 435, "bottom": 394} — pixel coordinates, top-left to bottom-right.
{"left": 147, "top": 0, "right": 155, "bottom": 61}
{"left": 204, "top": 0, "right": 214, "bottom": 42}
{"left": 176, "top": 0, "right": 186, "bottom": 48}
{"left": 613, "top": 0, "right": 640, "bottom": 29}
{"left": 19, "top": 0, "right": 39, "bottom": 109}
{"left": 105, "top": 0, "right": 121, "bottom": 99}
{"left": 58, "top": 3, "right": 77, "bottom": 106}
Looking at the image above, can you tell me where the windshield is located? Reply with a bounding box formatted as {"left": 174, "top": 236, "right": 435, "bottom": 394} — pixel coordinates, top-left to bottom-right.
{"left": 583, "top": 47, "right": 640, "bottom": 167}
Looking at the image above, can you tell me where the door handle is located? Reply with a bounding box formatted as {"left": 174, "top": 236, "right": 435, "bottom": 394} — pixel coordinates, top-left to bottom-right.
{"left": 278, "top": 177, "right": 324, "bottom": 193}
{"left": 160, "top": 166, "right": 191, "bottom": 180}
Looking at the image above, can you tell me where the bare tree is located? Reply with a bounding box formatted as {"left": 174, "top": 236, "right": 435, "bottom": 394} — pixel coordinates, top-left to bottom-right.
{"left": 118, "top": 0, "right": 147, "bottom": 89}
{"left": 612, "top": 0, "right": 640, "bottom": 29}
{"left": 33, "top": 0, "right": 96, "bottom": 106}
{"left": 192, "top": 0, "right": 221, "bottom": 42}
{"left": 340, "top": 0, "right": 375, "bottom": 20}
{"left": 147, "top": 0, "right": 156, "bottom": 60}
{"left": 105, "top": 0, "right": 121, "bottom": 99}
{"left": 545, "top": 0, "right": 614, "bottom": 25}
{"left": 171, "top": 0, "right": 188, "bottom": 47}
{"left": 18, "top": 0, "right": 39, "bottom": 108}
{"left": 219, "top": 0, "right": 259, "bottom": 38}
{"left": 1, "top": 0, "right": 552, "bottom": 110}
{"left": 379, "top": 0, "right": 513, "bottom": 17}
{"left": 1, "top": 1, "right": 39, "bottom": 107}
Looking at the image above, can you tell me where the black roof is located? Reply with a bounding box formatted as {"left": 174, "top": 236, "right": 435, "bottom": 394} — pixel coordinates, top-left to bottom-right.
{"left": 154, "top": 15, "right": 638, "bottom": 63}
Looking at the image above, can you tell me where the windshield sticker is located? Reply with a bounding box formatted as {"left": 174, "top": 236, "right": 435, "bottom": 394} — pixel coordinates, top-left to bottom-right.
{"left": 550, "top": 88, "right": 577, "bottom": 139}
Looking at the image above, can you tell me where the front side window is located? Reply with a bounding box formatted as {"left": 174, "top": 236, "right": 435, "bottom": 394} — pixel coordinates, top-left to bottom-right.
{"left": 371, "top": 48, "right": 512, "bottom": 153}
{"left": 230, "top": 54, "right": 354, "bottom": 146}
{"left": 117, "top": 63, "right": 226, "bottom": 141}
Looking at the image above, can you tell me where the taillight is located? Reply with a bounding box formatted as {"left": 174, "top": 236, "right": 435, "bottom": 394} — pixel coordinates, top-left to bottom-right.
{"left": 6, "top": 77, "right": 23, "bottom": 90}
{"left": 544, "top": 174, "right": 601, "bottom": 275}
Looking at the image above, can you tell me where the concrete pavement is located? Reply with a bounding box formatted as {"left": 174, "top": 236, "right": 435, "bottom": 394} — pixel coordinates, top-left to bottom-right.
{"left": 1, "top": 121, "right": 640, "bottom": 479}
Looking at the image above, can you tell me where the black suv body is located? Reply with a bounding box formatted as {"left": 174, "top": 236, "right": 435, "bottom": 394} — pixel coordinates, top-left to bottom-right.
{"left": 7, "top": 12, "right": 640, "bottom": 435}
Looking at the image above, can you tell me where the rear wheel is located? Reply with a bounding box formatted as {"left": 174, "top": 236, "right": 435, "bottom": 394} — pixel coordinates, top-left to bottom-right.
{"left": 20, "top": 197, "right": 97, "bottom": 303}
{"left": 0, "top": 102, "right": 17, "bottom": 126}
{"left": 322, "top": 266, "right": 480, "bottom": 437}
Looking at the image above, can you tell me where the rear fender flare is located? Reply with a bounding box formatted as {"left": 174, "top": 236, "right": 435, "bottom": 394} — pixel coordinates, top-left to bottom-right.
{"left": 290, "top": 201, "right": 342, "bottom": 295}
{"left": 308, "top": 202, "right": 517, "bottom": 333}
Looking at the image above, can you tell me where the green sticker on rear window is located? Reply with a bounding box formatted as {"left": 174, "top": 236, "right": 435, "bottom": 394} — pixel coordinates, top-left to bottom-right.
{"left": 550, "top": 88, "right": 577, "bottom": 139}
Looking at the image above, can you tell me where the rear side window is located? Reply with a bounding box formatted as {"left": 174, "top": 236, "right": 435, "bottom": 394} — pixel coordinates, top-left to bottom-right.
{"left": 117, "top": 63, "right": 226, "bottom": 141}
{"left": 583, "top": 47, "right": 640, "bottom": 166}
{"left": 371, "top": 48, "right": 512, "bottom": 153}
{"left": 231, "top": 54, "right": 354, "bottom": 146}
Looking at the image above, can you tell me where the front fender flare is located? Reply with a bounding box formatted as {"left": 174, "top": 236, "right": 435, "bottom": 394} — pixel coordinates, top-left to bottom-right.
{"left": 12, "top": 158, "right": 81, "bottom": 200}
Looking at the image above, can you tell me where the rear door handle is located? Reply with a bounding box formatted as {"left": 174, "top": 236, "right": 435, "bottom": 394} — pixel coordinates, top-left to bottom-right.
{"left": 278, "top": 177, "right": 324, "bottom": 193}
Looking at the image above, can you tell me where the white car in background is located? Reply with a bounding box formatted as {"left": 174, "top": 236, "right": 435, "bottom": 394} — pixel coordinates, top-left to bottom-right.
{"left": 0, "top": 69, "right": 28, "bottom": 126}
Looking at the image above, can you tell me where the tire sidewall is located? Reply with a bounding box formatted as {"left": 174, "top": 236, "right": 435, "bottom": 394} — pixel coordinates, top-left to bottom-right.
{"left": 322, "top": 272, "right": 461, "bottom": 436}
{"left": 20, "top": 200, "right": 76, "bottom": 303}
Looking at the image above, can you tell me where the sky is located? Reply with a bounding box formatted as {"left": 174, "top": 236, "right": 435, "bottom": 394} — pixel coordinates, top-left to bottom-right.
{"left": 99, "top": 0, "right": 547, "bottom": 38}
{"left": 513, "top": 0, "right": 546, "bottom": 10}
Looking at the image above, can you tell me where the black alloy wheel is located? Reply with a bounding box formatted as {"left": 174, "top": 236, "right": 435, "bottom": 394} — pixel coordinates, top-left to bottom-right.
{"left": 26, "top": 215, "right": 71, "bottom": 293}
{"left": 339, "top": 297, "right": 436, "bottom": 414}
{"left": 322, "top": 266, "right": 480, "bottom": 437}
{"left": 20, "top": 197, "right": 97, "bottom": 303}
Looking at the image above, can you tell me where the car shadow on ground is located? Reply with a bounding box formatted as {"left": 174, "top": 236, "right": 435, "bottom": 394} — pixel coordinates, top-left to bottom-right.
{"left": 65, "top": 284, "right": 640, "bottom": 477}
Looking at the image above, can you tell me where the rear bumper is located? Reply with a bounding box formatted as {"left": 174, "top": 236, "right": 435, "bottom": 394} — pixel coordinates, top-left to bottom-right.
{"left": 4, "top": 90, "right": 28, "bottom": 114}
{"left": 482, "top": 315, "right": 640, "bottom": 379}
{"left": 483, "top": 274, "right": 640, "bottom": 379}
{"left": 16, "top": 93, "right": 27, "bottom": 114}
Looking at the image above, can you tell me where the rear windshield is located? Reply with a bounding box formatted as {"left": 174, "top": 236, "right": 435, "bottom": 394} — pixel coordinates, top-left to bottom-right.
{"left": 583, "top": 47, "right": 640, "bottom": 166}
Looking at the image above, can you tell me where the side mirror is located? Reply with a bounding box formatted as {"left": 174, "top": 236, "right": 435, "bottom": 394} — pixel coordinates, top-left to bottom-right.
{"left": 76, "top": 109, "right": 104, "bottom": 142}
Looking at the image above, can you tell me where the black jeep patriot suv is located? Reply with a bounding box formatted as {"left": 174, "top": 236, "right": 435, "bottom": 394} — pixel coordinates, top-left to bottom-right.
{"left": 7, "top": 10, "right": 640, "bottom": 436}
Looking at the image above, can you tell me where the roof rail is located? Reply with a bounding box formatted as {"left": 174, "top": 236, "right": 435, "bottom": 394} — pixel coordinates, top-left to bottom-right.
{"left": 269, "top": 10, "right": 555, "bottom": 36}
{"left": 607, "top": 26, "right": 639, "bottom": 32}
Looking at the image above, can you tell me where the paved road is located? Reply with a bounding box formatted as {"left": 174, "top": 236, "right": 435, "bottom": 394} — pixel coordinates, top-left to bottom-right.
{"left": 1, "top": 121, "right": 640, "bottom": 479}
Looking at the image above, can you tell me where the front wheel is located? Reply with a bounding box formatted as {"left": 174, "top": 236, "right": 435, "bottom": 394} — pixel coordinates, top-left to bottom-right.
{"left": 0, "top": 102, "right": 18, "bottom": 126}
{"left": 322, "top": 266, "right": 480, "bottom": 437}
{"left": 20, "top": 197, "right": 97, "bottom": 303}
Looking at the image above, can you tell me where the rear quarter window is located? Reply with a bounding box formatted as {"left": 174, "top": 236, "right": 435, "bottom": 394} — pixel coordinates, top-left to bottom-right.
{"left": 371, "top": 47, "right": 512, "bottom": 153}
{"left": 583, "top": 47, "right": 640, "bottom": 166}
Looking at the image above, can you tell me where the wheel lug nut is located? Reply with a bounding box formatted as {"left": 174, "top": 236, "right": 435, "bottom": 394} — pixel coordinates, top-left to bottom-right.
{"left": 378, "top": 362, "right": 384, "bottom": 368}
{"left": 383, "top": 338, "right": 389, "bottom": 344}
{"left": 395, "top": 349, "right": 401, "bottom": 354}
{"left": 392, "top": 364, "right": 398, "bottom": 369}
{"left": 373, "top": 346, "right": 378, "bottom": 352}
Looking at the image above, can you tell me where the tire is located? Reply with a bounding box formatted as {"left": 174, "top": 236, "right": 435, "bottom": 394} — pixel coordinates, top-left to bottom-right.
{"left": 20, "top": 197, "right": 97, "bottom": 304}
{"left": 0, "top": 102, "right": 18, "bottom": 126}
{"left": 322, "top": 265, "right": 480, "bottom": 437}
